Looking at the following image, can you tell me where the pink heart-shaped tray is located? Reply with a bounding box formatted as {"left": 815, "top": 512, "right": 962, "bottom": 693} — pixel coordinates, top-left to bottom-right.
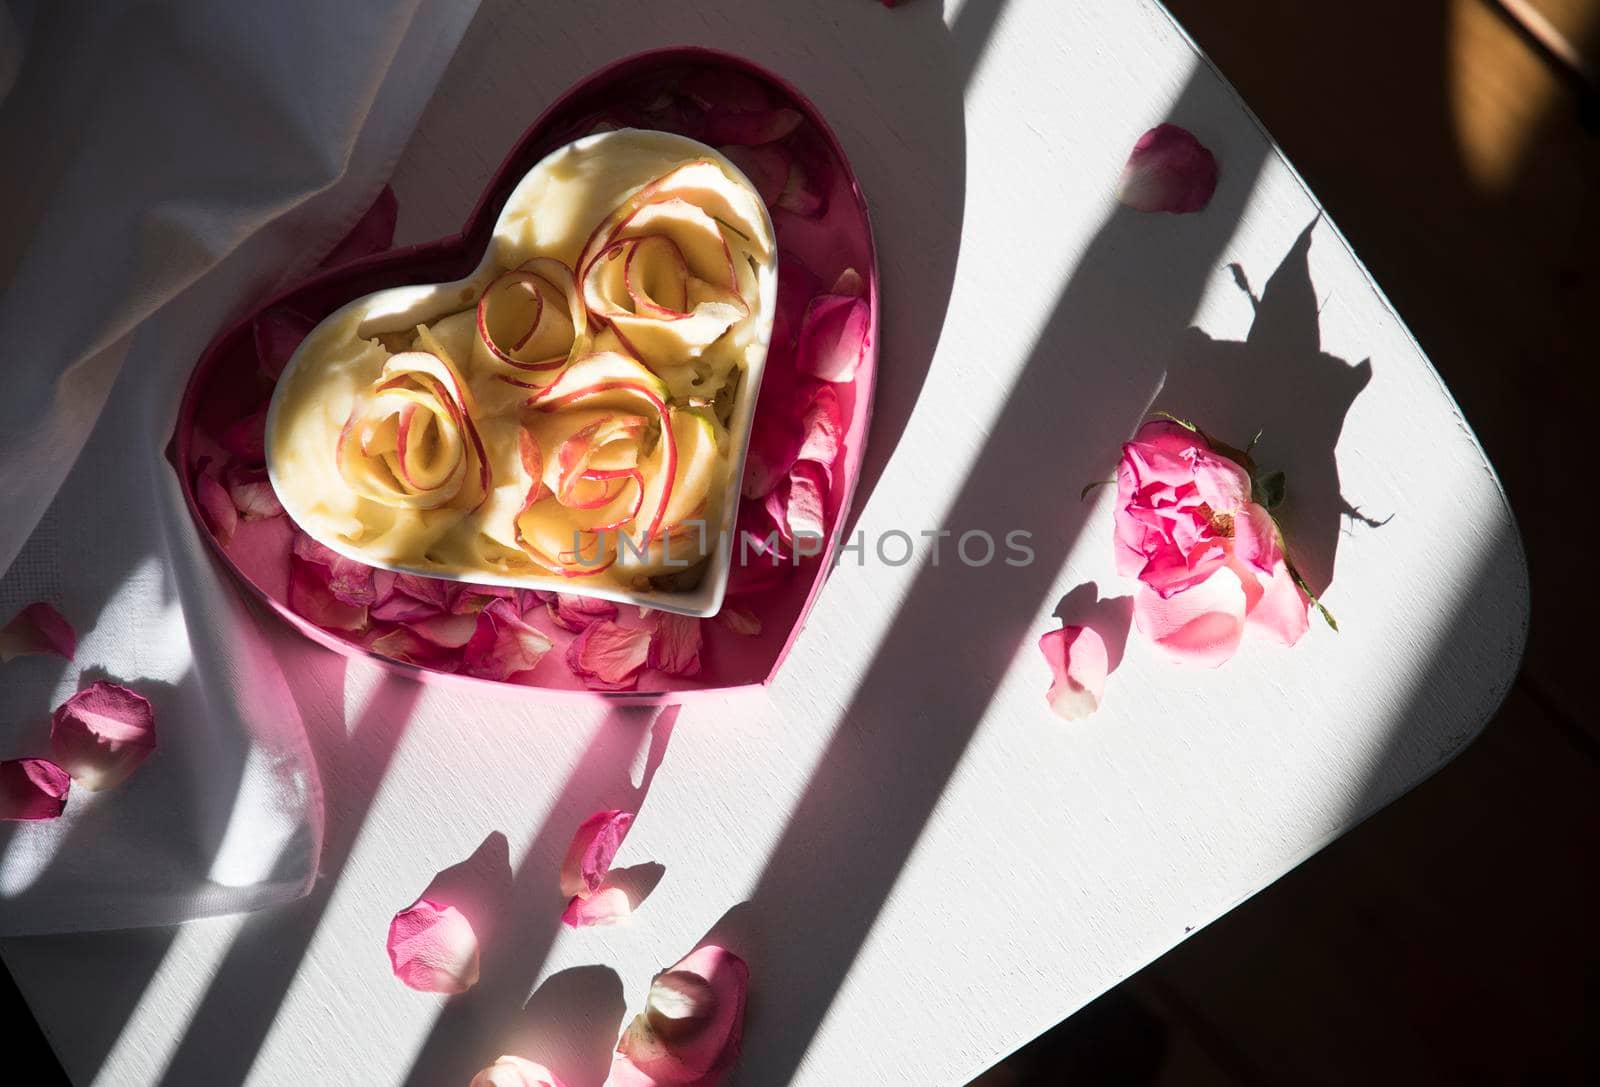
{"left": 170, "top": 47, "right": 877, "bottom": 701}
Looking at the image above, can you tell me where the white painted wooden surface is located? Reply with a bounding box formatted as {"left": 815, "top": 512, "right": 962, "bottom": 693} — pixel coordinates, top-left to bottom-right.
{"left": 2, "top": 1, "right": 1528, "bottom": 1085}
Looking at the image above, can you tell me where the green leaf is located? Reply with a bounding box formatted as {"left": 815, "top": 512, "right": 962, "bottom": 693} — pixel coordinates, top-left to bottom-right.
{"left": 1080, "top": 478, "right": 1116, "bottom": 502}
{"left": 1146, "top": 410, "right": 1197, "bottom": 432}
{"left": 1252, "top": 470, "right": 1286, "bottom": 510}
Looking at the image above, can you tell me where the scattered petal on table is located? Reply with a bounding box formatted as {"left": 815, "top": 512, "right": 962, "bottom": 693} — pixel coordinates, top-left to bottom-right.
{"left": 464, "top": 598, "right": 553, "bottom": 681}
{"left": 469, "top": 1055, "right": 568, "bottom": 1087}
{"left": 647, "top": 614, "right": 703, "bottom": 677}
{"left": 1116, "top": 123, "right": 1218, "bottom": 214}
{"left": 0, "top": 601, "right": 76, "bottom": 663}
{"left": 547, "top": 593, "right": 620, "bottom": 633}
{"left": 567, "top": 621, "right": 651, "bottom": 691}
{"left": 386, "top": 899, "right": 480, "bottom": 995}
{"left": 560, "top": 809, "right": 635, "bottom": 899}
{"left": 1038, "top": 624, "right": 1108, "bottom": 721}
{"left": 0, "top": 758, "right": 71, "bottom": 821}
{"left": 49, "top": 681, "right": 157, "bottom": 791}
{"left": 611, "top": 945, "right": 748, "bottom": 1087}
{"left": 561, "top": 885, "right": 634, "bottom": 929}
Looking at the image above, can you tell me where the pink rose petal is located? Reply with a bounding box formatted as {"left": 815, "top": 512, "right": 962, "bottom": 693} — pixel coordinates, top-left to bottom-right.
{"left": 450, "top": 584, "right": 517, "bottom": 615}
{"left": 469, "top": 1056, "right": 568, "bottom": 1087}
{"left": 196, "top": 470, "right": 238, "bottom": 544}
{"left": 404, "top": 610, "right": 480, "bottom": 649}
{"left": 770, "top": 254, "right": 822, "bottom": 359}
{"left": 49, "top": 681, "right": 157, "bottom": 791}
{"left": 386, "top": 898, "right": 480, "bottom": 994}
{"left": 291, "top": 533, "right": 380, "bottom": 606}
{"left": 321, "top": 185, "right": 398, "bottom": 268}
{"left": 795, "top": 293, "right": 869, "bottom": 383}
{"left": 566, "top": 620, "right": 651, "bottom": 691}
{"left": 612, "top": 945, "right": 749, "bottom": 1087}
{"left": 288, "top": 556, "right": 369, "bottom": 632}
{"left": 0, "top": 601, "right": 77, "bottom": 662}
{"left": 1245, "top": 559, "right": 1311, "bottom": 647}
{"left": 561, "top": 885, "right": 635, "bottom": 929}
{"left": 219, "top": 408, "right": 269, "bottom": 464}
{"left": 547, "top": 593, "right": 620, "bottom": 633}
{"left": 224, "top": 465, "right": 284, "bottom": 520}
{"left": 560, "top": 809, "right": 635, "bottom": 899}
{"left": 796, "top": 384, "right": 843, "bottom": 478}
{"left": 1116, "top": 123, "right": 1218, "bottom": 214}
{"left": 714, "top": 608, "right": 761, "bottom": 637}
{"left": 0, "top": 758, "right": 71, "bottom": 821}
{"left": 368, "top": 625, "right": 460, "bottom": 670}
{"left": 464, "top": 598, "right": 553, "bottom": 681}
{"left": 775, "top": 136, "right": 830, "bottom": 219}
{"left": 254, "top": 308, "right": 317, "bottom": 381}
{"left": 1133, "top": 565, "right": 1248, "bottom": 668}
{"left": 765, "top": 460, "right": 829, "bottom": 548}
{"left": 1038, "top": 625, "right": 1108, "bottom": 721}
{"left": 648, "top": 614, "right": 703, "bottom": 677}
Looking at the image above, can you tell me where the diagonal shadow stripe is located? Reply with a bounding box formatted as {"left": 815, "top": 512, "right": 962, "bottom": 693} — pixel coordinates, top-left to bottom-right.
{"left": 717, "top": 67, "right": 1274, "bottom": 1085}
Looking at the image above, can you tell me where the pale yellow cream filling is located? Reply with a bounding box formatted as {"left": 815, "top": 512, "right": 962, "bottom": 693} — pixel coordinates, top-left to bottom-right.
{"left": 267, "top": 130, "right": 774, "bottom": 590}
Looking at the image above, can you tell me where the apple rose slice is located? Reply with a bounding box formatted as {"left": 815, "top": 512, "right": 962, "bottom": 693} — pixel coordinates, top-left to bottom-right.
{"left": 336, "top": 344, "right": 491, "bottom": 512}
{"left": 474, "top": 258, "right": 586, "bottom": 388}
{"left": 579, "top": 161, "right": 768, "bottom": 378}
{"left": 613, "top": 407, "right": 724, "bottom": 580}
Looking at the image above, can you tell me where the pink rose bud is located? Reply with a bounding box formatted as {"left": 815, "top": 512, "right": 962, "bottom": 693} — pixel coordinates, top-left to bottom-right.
{"left": 49, "top": 681, "right": 157, "bottom": 791}
{"left": 1114, "top": 419, "right": 1310, "bottom": 666}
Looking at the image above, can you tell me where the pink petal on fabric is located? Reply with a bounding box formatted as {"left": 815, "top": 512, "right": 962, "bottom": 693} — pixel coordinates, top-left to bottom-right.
{"left": 648, "top": 614, "right": 703, "bottom": 677}
{"left": 0, "top": 602, "right": 76, "bottom": 663}
{"left": 49, "top": 681, "right": 157, "bottom": 791}
{"left": 468, "top": 1056, "right": 568, "bottom": 1087}
{"left": 1038, "top": 625, "right": 1108, "bottom": 721}
{"left": 196, "top": 471, "right": 238, "bottom": 544}
{"left": 547, "top": 593, "right": 620, "bottom": 633}
{"left": 714, "top": 608, "right": 761, "bottom": 637}
{"left": 287, "top": 556, "right": 369, "bottom": 632}
{"left": 1116, "top": 123, "right": 1219, "bottom": 214}
{"left": 464, "top": 598, "right": 553, "bottom": 681}
{"left": 0, "top": 758, "right": 71, "bottom": 821}
{"left": 254, "top": 308, "right": 317, "bottom": 381}
{"left": 561, "top": 885, "right": 634, "bottom": 930}
{"left": 321, "top": 185, "right": 398, "bottom": 268}
{"left": 1245, "top": 559, "right": 1311, "bottom": 647}
{"left": 612, "top": 945, "right": 749, "bottom": 1087}
{"left": 566, "top": 620, "right": 651, "bottom": 691}
{"left": 386, "top": 899, "right": 480, "bottom": 994}
{"left": 560, "top": 809, "right": 635, "bottom": 899}
{"left": 219, "top": 408, "right": 269, "bottom": 463}
{"left": 795, "top": 293, "right": 869, "bottom": 383}
{"left": 1133, "top": 565, "right": 1248, "bottom": 668}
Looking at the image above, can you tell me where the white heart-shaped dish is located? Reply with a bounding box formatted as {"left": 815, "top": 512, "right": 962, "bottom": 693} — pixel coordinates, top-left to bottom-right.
{"left": 266, "top": 129, "right": 777, "bottom": 618}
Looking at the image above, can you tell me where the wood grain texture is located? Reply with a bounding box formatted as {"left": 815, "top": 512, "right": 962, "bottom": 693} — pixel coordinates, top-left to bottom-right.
{"left": 1, "top": 2, "right": 1532, "bottom": 1085}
